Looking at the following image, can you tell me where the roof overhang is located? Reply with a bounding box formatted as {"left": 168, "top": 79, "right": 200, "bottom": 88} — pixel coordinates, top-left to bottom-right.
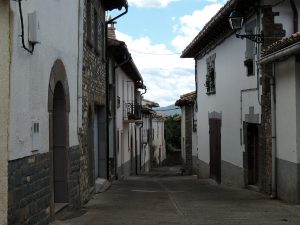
{"left": 181, "top": 0, "right": 256, "bottom": 59}
{"left": 108, "top": 38, "right": 143, "bottom": 83}
{"left": 103, "top": 0, "right": 128, "bottom": 11}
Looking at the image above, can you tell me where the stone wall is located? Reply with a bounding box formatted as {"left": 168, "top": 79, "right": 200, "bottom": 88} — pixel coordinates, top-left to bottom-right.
{"left": 80, "top": 0, "right": 107, "bottom": 203}
{"left": 8, "top": 154, "right": 50, "bottom": 225}
{"left": 68, "top": 146, "right": 81, "bottom": 209}
{"left": 260, "top": 6, "right": 286, "bottom": 194}
{"left": 184, "top": 105, "right": 193, "bottom": 174}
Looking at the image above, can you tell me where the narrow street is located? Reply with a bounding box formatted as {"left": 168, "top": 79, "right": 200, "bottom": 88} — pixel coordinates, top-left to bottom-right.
{"left": 53, "top": 167, "right": 300, "bottom": 225}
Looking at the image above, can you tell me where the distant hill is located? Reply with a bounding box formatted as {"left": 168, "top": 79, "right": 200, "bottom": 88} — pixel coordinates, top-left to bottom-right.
{"left": 154, "top": 104, "right": 181, "bottom": 116}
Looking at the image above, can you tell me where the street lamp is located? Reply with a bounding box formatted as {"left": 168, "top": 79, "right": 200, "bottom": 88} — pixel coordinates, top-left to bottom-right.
{"left": 229, "top": 10, "right": 264, "bottom": 44}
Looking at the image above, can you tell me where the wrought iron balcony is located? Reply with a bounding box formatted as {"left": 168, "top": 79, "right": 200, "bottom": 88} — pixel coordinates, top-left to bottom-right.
{"left": 123, "top": 101, "right": 141, "bottom": 121}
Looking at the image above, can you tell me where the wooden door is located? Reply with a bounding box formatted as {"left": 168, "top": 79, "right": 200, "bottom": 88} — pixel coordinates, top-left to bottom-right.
{"left": 247, "top": 123, "right": 259, "bottom": 185}
{"left": 209, "top": 118, "right": 221, "bottom": 183}
{"left": 53, "top": 82, "right": 68, "bottom": 203}
{"left": 88, "top": 108, "right": 94, "bottom": 187}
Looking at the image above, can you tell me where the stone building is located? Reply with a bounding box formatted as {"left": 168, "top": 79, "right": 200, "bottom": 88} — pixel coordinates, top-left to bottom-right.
{"left": 0, "top": 0, "right": 127, "bottom": 224}
{"left": 175, "top": 91, "right": 197, "bottom": 174}
{"left": 181, "top": 0, "right": 300, "bottom": 203}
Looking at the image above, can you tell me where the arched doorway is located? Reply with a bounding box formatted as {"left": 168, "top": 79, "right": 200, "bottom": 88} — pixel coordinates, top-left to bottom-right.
{"left": 48, "top": 59, "right": 70, "bottom": 215}
{"left": 53, "top": 82, "right": 68, "bottom": 203}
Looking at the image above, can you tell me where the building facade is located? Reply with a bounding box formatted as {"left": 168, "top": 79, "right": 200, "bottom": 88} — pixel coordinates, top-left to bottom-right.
{"left": 182, "top": 0, "right": 300, "bottom": 203}
{"left": 175, "top": 91, "right": 197, "bottom": 174}
{"left": 107, "top": 33, "right": 145, "bottom": 178}
{"left": 0, "top": 1, "right": 10, "bottom": 224}
{"left": 152, "top": 113, "right": 166, "bottom": 167}
{"left": 2, "top": 0, "right": 127, "bottom": 224}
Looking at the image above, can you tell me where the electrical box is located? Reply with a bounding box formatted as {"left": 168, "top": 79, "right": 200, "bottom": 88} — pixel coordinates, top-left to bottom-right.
{"left": 28, "top": 11, "right": 39, "bottom": 44}
{"left": 31, "top": 120, "right": 40, "bottom": 152}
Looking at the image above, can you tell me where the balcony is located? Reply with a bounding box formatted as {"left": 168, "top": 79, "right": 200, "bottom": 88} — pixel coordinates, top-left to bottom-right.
{"left": 123, "top": 101, "right": 141, "bottom": 121}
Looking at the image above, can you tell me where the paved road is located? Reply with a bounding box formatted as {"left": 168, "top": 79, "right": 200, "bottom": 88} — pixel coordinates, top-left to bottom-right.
{"left": 53, "top": 167, "right": 300, "bottom": 225}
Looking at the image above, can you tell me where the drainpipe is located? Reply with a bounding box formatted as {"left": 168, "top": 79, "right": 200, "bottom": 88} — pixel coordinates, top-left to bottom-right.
{"left": 106, "top": 6, "right": 128, "bottom": 25}
{"left": 77, "top": 0, "right": 83, "bottom": 138}
{"left": 290, "top": 0, "right": 298, "bottom": 33}
{"left": 270, "top": 63, "right": 277, "bottom": 199}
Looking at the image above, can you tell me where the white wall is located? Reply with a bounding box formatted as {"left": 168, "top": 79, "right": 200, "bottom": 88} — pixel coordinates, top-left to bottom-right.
{"left": 275, "top": 56, "right": 298, "bottom": 163}
{"left": 196, "top": 30, "right": 260, "bottom": 169}
{"left": 9, "top": 0, "right": 81, "bottom": 160}
{"left": 272, "top": 0, "right": 300, "bottom": 37}
{"left": 0, "top": 1, "right": 10, "bottom": 223}
{"left": 152, "top": 118, "right": 166, "bottom": 165}
{"left": 115, "top": 67, "right": 136, "bottom": 174}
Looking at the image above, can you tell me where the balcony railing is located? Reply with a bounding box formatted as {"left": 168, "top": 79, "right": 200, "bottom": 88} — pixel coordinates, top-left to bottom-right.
{"left": 123, "top": 101, "right": 141, "bottom": 121}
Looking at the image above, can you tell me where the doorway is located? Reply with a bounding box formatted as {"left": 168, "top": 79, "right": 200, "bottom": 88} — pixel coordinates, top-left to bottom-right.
{"left": 209, "top": 118, "right": 221, "bottom": 183}
{"left": 53, "top": 82, "right": 68, "bottom": 204}
{"left": 246, "top": 123, "right": 259, "bottom": 185}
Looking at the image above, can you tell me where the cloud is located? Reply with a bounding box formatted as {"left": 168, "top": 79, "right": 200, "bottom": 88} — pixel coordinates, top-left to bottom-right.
{"left": 172, "top": 3, "right": 223, "bottom": 52}
{"left": 128, "top": 0, "right": 179, "bottom": 8}
{"left": 116, "top": 31, "right": 195, "bottom": 106}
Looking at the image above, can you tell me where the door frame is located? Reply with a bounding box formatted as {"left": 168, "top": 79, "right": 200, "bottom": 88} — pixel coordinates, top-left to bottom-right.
{"left": 48, "top": 59, "right": 70, "bottom": 217}
{"left": 209, "top": 118, "right": 222, "bottom": 183}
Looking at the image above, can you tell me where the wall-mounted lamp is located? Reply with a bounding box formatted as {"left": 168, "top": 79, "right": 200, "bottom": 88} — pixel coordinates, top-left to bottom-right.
{"left": 229, "top": 10, "right": 264, "bottom": 44}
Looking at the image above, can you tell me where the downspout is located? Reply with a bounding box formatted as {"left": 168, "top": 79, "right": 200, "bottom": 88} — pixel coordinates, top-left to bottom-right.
{"left": 106, "top": 6, "right": 128, "bottom": 25}
{"left": 270, "top": 63, "right": 277, "bottom": 199}
{"left": 77, "top": 0, "right": 83, "bottom": 139}
{"left": 290, "top": 0, "right": 298, "bottom": 33}
{"left": 105, "top": 5, "right": 128, "bottom": 179}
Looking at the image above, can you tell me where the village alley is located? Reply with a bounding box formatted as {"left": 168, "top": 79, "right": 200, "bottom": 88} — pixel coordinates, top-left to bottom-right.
{"left": 52, "top": 167, "right": 300, "bottom": 225}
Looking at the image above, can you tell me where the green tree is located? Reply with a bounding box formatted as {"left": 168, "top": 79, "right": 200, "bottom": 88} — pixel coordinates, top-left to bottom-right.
{"left": 164, "top": 114, "right": 181, "bottom": 152}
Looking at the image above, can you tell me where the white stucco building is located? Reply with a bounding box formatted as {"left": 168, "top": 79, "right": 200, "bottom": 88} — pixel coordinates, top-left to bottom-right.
{"left": 2, "top": 0, "right": 127, "bottom": 223}
{"left": 152, "top": 113, "right": 166, "bottom": 166}
{"left": 0, "top": 1, "right": 10, "bottom": 224}
{"left": 182, "top": 0, "right": 300, "bottom": 203}
{"left": 108, "top": 35, "right": 146, "bottom": 178}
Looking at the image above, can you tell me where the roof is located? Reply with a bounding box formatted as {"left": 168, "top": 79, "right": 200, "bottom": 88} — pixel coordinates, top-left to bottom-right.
{"left": 108, "top": 38, "right": 143, "bottom": 83}
{"left": 181, "top": 0, "right": 256, "bottom": 58}
{"left": 142, "top": 99, "right": 160, "bottom": 108}
{"left": 175, "top": 91, "right": 196, "bottom": 107}
{"left": 262, "top": 32, "right": 300, "bottom": 57}
{"left": 103, "top": 0, "right": 128, "bottom": 11}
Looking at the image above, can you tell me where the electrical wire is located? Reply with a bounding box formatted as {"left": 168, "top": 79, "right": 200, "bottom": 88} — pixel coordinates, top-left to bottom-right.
{"left": 129, "top": 49, "right": 181, "bottom": 55}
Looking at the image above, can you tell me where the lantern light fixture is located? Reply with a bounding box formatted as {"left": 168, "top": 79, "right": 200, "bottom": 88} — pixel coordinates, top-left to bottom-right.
{"left": 229, "top": 10, "right": 264, "bottom": 44}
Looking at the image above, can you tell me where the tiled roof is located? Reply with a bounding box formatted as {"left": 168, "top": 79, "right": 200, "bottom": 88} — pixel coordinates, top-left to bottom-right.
{"left": 262, "top": 32, "right": 300, "bottom": 57}
{"left": 181, "top": 0, "right": 256, "bottom": 58}
{"left": 175, "top": 91, "right": 196, "bottom": 107}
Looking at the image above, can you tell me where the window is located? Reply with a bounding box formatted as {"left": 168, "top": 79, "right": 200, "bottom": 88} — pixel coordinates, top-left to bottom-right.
{"left": 86, "top": 0, "right": 93, "bottom": 46}
{"left": 205, "top": 54, "right": 216, "bottom": 95}
{"left": 94, "top": 8, "right": 99, "bottom": 54}
{"left": 244, "top": 20, "right": 256, "bottom": 76}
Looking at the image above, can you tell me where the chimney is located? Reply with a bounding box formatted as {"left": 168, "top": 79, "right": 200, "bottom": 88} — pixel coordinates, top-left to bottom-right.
{"left": 107, "top": 16, "right": 117, "bottom": 39}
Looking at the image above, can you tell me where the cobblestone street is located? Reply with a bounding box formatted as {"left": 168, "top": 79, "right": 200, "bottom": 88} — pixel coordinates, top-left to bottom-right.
{"left": 52, "top": 167, "right": 300, "bottom": 225}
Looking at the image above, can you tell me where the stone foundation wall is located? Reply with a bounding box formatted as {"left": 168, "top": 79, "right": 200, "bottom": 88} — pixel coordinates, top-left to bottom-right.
{"left": 8, "top": 153, "right": 50, "bottom": 225}
{"left": 68, "top": 146, "right": 81, "bottom": 209}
